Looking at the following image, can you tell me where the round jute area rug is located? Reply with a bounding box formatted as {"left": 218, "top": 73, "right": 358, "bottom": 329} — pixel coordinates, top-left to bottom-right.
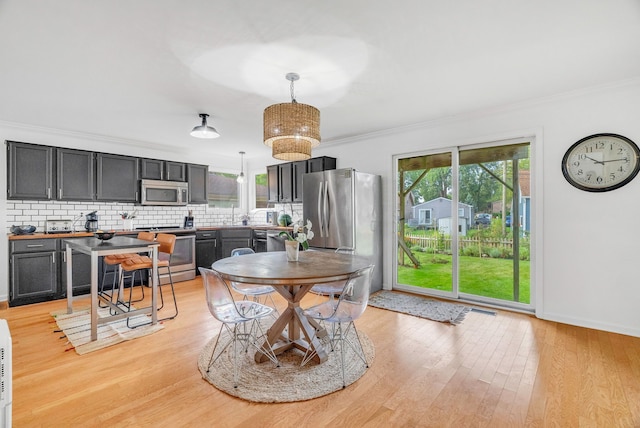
{"left": 197, "top": 329, "right": 375, "bottom": 402}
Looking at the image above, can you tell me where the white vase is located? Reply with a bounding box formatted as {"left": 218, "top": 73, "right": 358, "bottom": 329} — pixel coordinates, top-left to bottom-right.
{"left": 285, "top": 240, "right": 299, "bottom": 262}
{"left": 123, "top": 219, "right": 134, "bottom": 231}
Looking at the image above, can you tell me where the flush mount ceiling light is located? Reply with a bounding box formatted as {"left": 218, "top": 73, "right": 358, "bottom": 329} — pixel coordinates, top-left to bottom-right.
{"left": 236, "top": 151, "right": 246, "bottom": 184}
{"left": 263, "top": 72, "right": 320, "bottom": 161}
{"left": 190, "top": 113, "right": 220, "bottom": 139}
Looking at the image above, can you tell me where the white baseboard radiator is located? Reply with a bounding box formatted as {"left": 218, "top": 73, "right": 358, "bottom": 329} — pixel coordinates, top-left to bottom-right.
{"left": 0, "top": 320, "right": 11, "bottom": 428}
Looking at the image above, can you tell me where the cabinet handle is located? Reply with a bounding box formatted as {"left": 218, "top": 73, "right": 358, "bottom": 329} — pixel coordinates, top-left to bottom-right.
{"left": 27, "top": 244, "right": 44, "bottom": 248}
{"left": 59, "top": 188, "right": 63, "bottom": 199}
{"left": 62, "top": 252, "right": 66, "bottom": 262}
{"left": 52, "top": 253, "right": 55, "bottom": 264}
{"left": 201, "top": 233, "right": 211, "bottom": 237}
{"left": 47, "top": 188, "right": 51, "bottom": 198}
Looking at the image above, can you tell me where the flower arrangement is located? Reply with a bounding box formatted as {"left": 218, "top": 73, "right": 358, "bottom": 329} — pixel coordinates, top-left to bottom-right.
{"left": 239, "top": 213, "right": 250, "bottom": 225}
{"left": 279, "top": 219, "right": 314, "bottom": 250}
{"left": 119, "top": 210, "right": 137, "bottom": 220}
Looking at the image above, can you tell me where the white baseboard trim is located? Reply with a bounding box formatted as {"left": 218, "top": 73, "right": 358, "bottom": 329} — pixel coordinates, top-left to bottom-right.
{"left": 539, "top": 311, "right": 640, "bottom": 338}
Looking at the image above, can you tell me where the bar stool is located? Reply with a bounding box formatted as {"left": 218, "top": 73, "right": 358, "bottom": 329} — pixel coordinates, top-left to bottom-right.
{"left": 99, "top": 231, "right": 156, "bottom": 309}
{"left": 118, "top": 233, "right": 178, "bottom": 326}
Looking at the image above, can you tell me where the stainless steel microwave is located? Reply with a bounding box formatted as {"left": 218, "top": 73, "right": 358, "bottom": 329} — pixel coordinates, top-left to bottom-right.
{"left": 139, "top": 179, "right": 189, "bottom": 206}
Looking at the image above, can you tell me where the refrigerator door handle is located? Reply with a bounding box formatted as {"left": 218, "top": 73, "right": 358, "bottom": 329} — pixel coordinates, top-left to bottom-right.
{"left": 317, "top": 180, "right": 325, "bottom": 237}
{"left": 323, "top": 180, "right": 330, "bottom": 238}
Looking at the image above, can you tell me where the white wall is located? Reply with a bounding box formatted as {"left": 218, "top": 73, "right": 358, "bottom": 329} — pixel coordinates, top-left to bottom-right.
{"left": 3, "top": 79, "right": 640, "bottom": 337}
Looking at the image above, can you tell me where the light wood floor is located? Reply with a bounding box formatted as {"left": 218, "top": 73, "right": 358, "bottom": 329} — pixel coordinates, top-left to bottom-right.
{"left": 3, "top": 278, "right": 640, "bottom": 427}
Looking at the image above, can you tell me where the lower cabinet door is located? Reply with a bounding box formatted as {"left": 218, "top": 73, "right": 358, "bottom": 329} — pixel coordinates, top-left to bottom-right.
{"left": 196, "top": 240, "right": 217, "bottom": 273}
{"left": 10, "top": 252, "right": 57, "bottom": 306}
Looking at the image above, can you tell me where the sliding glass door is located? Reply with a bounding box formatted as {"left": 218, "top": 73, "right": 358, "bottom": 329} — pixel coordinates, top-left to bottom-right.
{"left": 395, "top": 141, "right": 532, "bottom": 310}
{"left": 397, "top": 151, "right": 456, "bottom": 298}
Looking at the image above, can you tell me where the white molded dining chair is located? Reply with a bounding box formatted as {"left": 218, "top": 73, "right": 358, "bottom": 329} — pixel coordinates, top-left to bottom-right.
{"left": 229, "top": 247, "right": 279, "bottom": 316}
{"left": 301, "top": 265, "right": 374, "bottom": 388}
{"left": 309, "top": 247, "right": 354, "bottom": 303}
{"left": 199, "top": 267, "right": 279, "bottom": 388}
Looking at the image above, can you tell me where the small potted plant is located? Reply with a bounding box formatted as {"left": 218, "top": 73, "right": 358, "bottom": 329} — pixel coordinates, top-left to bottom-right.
{"left": 279, "top": 220, "right": 314, "bottom": 261}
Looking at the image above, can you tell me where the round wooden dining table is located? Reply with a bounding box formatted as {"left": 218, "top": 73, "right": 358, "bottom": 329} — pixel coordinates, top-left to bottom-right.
{"left": 211, "top": 250, "right": 370, "bottom": 363}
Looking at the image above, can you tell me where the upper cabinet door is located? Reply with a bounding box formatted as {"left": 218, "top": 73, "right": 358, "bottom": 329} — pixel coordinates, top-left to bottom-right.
{"left": 292, "top": 160, "right": 307, "bottom": 202}
{"left": 57, "top": 148, "right": 95, "bottom": 201}
{"left": 140, "top": 158, "right": 164, "bottom": 180}
{"left": 96, "top": 153, "right": 139, "bottom": 201}
{"left": 187, "top": 163, "right": 208, "bottom": 204}
{"left": 278, "top": 163, "right": 293, "bottom": 202}
{"left": 308, "top": 156, "right": 336, "bottom": 173}
{"left": 267, "top": 165, "right": 279, "bottom": 203}
{"left": 165, "top": 161, "right": 186, "bottom": 182}
{"left": 7, "top": 141, "right": 54, "bottom": 200}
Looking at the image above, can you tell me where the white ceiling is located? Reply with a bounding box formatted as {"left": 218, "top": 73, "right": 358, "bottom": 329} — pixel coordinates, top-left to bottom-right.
{"left": 1, "top": 0, "right": 639, "bottom": 161}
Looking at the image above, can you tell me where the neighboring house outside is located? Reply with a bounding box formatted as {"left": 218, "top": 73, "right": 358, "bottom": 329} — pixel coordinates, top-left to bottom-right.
{"left": 412, "top": 197, "right": 474, "bottom": 235}
{"left": 404, "top": 191, "right": 417, "bottom": 226}
{"left": 519, "top": 170, "right": 531, "bottom": 234}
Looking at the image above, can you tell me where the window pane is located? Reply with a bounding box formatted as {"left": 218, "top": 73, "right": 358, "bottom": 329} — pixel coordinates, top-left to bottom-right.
{"left": 207, "top": 172, "right": 239, "bottom": 208}
{"left": 255, "top": 173, "right": 268, "bottom": 208}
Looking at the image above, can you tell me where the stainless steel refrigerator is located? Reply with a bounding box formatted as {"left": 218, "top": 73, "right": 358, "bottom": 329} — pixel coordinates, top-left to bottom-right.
{"left": 302, "top": 168, "right": 382, "bottom": 291}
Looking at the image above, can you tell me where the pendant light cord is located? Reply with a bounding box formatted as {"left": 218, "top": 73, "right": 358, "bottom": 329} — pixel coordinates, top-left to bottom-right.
{"left": 290, "top": 79, "right": 297, "bottom": 103}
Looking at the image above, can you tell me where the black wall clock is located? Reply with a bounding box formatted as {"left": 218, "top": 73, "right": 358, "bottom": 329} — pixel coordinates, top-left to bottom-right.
{"left": 561, "top": 133, "right": 640, "bottom": 192}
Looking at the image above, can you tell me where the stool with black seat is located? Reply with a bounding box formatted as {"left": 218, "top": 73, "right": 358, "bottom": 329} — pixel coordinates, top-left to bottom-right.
{"left": 118, "top": 233, "right": 178, "bottom": 326}
{"left": 99, "top": 231, "right": 156, "bottom": 310}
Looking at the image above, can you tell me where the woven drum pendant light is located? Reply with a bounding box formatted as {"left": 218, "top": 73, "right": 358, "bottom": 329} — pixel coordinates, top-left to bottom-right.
{"left": 264, "top": 73, "right": 320, "bottom": 161}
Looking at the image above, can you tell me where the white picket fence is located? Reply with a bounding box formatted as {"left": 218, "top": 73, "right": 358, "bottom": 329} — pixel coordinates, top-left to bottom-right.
{"left": 405, "top": 234, "right": 513, "bottom": 251}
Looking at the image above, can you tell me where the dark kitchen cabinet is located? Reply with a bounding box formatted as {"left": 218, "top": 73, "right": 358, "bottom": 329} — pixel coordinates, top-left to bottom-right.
{"left": 308, "top": 156, "right": 336, "bottom": 173}
{"left": 195, "top": 230, "right": 217, "bottom": 274}
{"left": 266, "top": 156, "right": 335, "bottom": 203}
{"left": 9, "top": 239, "right": 58, "bottom": 306}
{"left": 187, "top": 163, "right": 208, "bottom": 204}
{"left": 140, "top": 159, "right": 186, "bottom": 182}
{"left": 218, "top": 228, "right": 252, "bottom": 259}
{"left": 166, "top": 161, "right": 186, "bottom": 181}
{"left": 267, "top": 165, "right": 279, "bottom": 203}
{"left": 7, "top": 141, "right": 54, "bottom": 200}
{"left": 278, "top": 163, "right": 293, "bottom": 202}
{"left": 292, "top": 160, "right": 307, "bottom": 202}
{"left": 96, "top": 153, "right": 139, "bottom": 202}
{"left": 140, "top": 158, "right": 163, "bottom": 180}
{"left": 266, "top": 162, "right": 293, "bottom": 203}
{"left": 57, "top": 148, "right": 95, "bottom": 201}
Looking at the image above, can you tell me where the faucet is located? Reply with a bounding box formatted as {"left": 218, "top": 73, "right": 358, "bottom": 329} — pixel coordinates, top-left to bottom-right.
{"left": 71, "top": 212, "right": 84, "bottom": 233}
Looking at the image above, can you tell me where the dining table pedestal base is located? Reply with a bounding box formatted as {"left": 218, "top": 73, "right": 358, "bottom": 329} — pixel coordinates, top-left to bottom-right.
{"left": 255, "top": 284, "right": 328, "bottom": 364}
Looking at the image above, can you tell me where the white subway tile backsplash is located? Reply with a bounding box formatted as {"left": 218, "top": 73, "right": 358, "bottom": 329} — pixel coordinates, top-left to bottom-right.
{"left": 6, "top": 200, "right": 302, "bottom": 233}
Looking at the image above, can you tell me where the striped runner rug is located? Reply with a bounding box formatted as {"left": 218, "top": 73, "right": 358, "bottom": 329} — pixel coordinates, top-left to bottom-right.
{"left": 51, "top": 306, "right": 164, "bottom": 355}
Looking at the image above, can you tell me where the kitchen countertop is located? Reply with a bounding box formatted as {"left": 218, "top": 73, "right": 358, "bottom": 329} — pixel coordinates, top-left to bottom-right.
{"left": 7, "top": 225, "right": 292, "bottom": 240}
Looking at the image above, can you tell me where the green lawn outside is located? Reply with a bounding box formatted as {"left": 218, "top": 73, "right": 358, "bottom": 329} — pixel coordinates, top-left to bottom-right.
{"left": 397, "top": 252, "right": 530, "bottom": 303}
